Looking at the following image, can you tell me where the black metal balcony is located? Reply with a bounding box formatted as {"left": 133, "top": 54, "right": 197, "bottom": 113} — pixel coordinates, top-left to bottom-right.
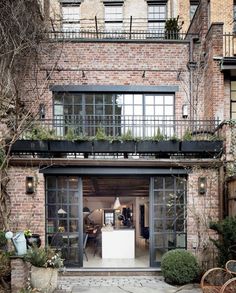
{"left": 46, "top": 18, "right": 187, "bottom": 41}
{"left": 9, "top": 116, "right": 224, "bottom": 158}
{"left": 19, "top": 116, "right": 220, "bottom": 141}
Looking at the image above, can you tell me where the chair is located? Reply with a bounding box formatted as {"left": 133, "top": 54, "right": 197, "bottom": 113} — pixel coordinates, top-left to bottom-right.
{"left": 200, "top": 260, "right": 236, "bottom": 293}
{"left": 83, "top": 233, "right": 88, "bottom": 261}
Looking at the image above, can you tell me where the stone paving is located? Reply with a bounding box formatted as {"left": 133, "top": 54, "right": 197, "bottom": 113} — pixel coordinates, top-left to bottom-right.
{"left": 55, "top": 276, "right": 202, "bottom": 293}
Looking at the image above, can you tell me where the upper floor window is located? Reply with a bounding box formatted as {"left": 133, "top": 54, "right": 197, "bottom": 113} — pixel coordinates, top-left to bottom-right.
{"left": 104, "top": 4, "right": 123, "bottom": 31}
{"left": 190, "top": 1, "right": 199, "bottom": 21}
{"left": 148, "top": 3, "right": 167, "bottom": 35}
{"left": 61, "top": 4, "right": 80, "bottom": 31}
{"left": 53, "top": 92, "right": 174, "bottom": 138}
{"left": 231, "top": 81, "right": 236, "bottom": 119}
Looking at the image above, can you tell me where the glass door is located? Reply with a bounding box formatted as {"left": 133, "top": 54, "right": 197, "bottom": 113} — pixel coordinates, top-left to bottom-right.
{"left": 150, "top": 176, "right": 187, "bottom": 267}
{"left": 46, "top": 176, "right": 83, "bottom": 267}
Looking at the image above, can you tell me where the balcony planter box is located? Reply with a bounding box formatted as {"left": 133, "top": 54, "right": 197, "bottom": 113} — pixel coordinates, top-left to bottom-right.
{"left": 180, "top": 141, "right": 223, "bottom": 153}
{"left": 10, "top": 140, "right": 49, "bottom": 153}
{"left": 136, "top": 141, "right": 180, "bottom": 153}
{"left": 93, "top": 140, "right": 136, "bottom": 153}
{"left": 49, "top": 140, "right": 93, "bottom": 153}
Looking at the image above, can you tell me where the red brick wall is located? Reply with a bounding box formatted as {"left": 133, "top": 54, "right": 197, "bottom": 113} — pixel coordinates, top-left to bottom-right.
{"left": 7, "top": 167, "right": 45, "bottom": 246}
{"left": 11, "top": 258, "right": 30, "bottom": 293}
{"left": 188, "top": 168, "right": 219, "bottom": 268}
{"left": 23, "top": 41, "right": 190, "bottom": 121}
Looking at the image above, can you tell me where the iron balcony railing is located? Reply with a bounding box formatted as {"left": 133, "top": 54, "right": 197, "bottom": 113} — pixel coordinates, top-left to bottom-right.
{"left": 22, "top": 115, "right": 221, "bottom": 140}
{"left": 46, "top": 18, "right": 186, "bottom": 41}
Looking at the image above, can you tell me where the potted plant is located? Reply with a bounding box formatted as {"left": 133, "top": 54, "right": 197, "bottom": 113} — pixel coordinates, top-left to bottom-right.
{"left": 24, "top": 230, "right": 41, "bottom": 248}
{"left": 25, "top": 245, "right": 63, "bottom": 293}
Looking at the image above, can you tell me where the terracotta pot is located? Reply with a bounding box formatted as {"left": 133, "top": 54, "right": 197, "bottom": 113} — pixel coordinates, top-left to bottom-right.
{"left": 30, "top": 266, "right": 58, "bottom": 293}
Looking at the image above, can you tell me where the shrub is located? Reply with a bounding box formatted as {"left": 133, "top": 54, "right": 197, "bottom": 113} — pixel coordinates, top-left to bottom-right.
{"left": 161, "top": 249, "right": 200, "bottom": 285}
{"left": 209, "top": 216, "right": 236, "bottom": 266}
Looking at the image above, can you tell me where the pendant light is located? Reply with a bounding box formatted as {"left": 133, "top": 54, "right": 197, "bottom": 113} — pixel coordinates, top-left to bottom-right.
{"left": 113, "top": 197, "right": 121, "bottom": 209}
{"left": 58, "top": 191, "right": 67, "bottom": 215}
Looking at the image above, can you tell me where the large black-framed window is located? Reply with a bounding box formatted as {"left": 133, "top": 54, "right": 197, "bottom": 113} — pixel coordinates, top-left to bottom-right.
{"left": 53, "top": 92, "right": 175, "bottom": 138}
{"left": 150, "top": 175, "right": 187, "bottom": 267}
{"left": 231, "top": 81, "right": 236, "bottom": 119}
{"left": 46, "top": 176, "right": 83, "bottom": 267}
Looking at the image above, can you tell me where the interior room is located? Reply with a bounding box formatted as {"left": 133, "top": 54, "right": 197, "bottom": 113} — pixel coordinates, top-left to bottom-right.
{"left": 82, "top": 176, "right": 150, "bottom": 268}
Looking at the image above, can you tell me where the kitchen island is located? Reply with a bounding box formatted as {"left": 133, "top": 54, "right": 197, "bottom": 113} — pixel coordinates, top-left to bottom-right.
{"left": 102, "top": 228, "right": 135, "bottom": 259}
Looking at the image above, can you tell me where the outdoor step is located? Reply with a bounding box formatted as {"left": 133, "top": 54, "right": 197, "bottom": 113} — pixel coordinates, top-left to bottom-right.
{"left": 60, "top": 268, "right": 161, "bottom": 277}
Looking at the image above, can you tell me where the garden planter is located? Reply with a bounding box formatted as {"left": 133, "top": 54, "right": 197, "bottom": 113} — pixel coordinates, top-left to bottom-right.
{"left": 180, "top": 141, "right": 223, "bottom": 153}
{"left": 49, "top": 140, "right": 93, "bottom": 153}
{"left": 93, "top": 141, "right": 136, "bottom": 153}
{"left": 25, "top": 234, "right": 41, "bottom": 248}
{"left": 10, "top": 140, "right": 49, "bottom": 153}
{"left": 30, "top": 266, "right": 58, "bottom": 293}
{"left": 136, "top": 141, "right": 180, "bottom": 153}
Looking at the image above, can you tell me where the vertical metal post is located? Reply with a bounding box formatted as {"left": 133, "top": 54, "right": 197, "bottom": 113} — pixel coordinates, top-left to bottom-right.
{"left": 129, "top": 16, "right": 133, "bottom": 39}
{"left": 95, "top": 16, "right": 99, "bottom": 39}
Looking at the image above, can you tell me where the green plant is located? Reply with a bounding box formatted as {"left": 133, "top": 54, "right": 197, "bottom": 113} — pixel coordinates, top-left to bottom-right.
{"left": 0, "top": 231, "right": 7, "bottom": 248}
{"left": 209, "top": 217, "right": 236, "bottom": 266}
{"left": 183, "top": 129, "right": 193, "bottom": 141}
{"left": 120, "top": 129, "right": 134, "bottom": 141}
{"left": 169, "top": 133, "right": 179, "bottom": 142}
{"left": 24, "top": 229, "right": 32, "bottom": 237}
{"left": 25, "top": 125, "right": 57, "bottom": 140}
{"left": 24, "top": 245, "right": 47, "bottom": 267}
{"left": 94, "top": 127, "right": 108, "bottom": 140}
{"left": 24, "top": 245, "right": 63, "bottom": 269}
{"left": 165, "top": 15, "right": 183, "bottom": 40}
{"left": 0, "top": 251, "right": 11, "bottom": 291}
{"left": 152, "top": 128, "right": 165, "bottom": 141}
{"left": 161, "top": 249, "right": 200, "bottom": 285}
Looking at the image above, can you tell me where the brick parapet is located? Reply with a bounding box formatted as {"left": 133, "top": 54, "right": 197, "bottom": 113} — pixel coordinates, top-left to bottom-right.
{"left": 11, "top": 258, "right": 30, "bottom": 293}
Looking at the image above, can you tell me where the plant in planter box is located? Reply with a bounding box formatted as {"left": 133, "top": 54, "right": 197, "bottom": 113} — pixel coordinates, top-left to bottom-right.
{"left": 25, "top": 245, "right": 63, "bottom": 293}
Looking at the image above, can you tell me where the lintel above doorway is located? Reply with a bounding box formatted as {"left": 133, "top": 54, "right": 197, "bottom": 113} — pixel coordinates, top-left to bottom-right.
{"left": 39, "top": 167, "right": 187, "bottom": 175}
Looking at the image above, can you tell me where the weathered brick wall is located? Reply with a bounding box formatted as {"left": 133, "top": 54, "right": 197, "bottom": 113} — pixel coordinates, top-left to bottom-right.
{"left": 22, "top": 41, "right": 190, "bottom": 121}
{"left": 204, "top": 23, "right": 224, "bottom": 120}
{"left": 7, "top": 167, "right": 45, "bottom": 246}
{"left": 187, "top": 168, "right": 219, "bottom": 268}
{"left": 11, "top": 258, "right": 30, "bottom": 293}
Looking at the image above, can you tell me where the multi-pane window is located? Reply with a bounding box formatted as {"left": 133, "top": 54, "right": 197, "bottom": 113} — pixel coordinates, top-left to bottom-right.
{"left": 190, "top": 1, "right": 199, "bottom": 21}
{"left": 104, "top": 5, "right": 123, "bottom": 31}
{"left": 231, "top": 81, "right": 236, "bottom": 119}
{"left": 148, "top": 4, "right": 167, "bottom": 35}
{"left": 53, "top": 93, "right": 174, "bottom": 138}
{"left": 151, "top": 176, "right": 187, "bottom": 266}
{"left": 62, "top": 4, "right": 80, "bottom": 31}
{"left": 46, "top": 176, "right": 81, "bottom": 266}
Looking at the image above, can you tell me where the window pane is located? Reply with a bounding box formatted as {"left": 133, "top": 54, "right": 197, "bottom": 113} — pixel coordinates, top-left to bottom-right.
{"left": 231, "top": 92, "right": 236, "bottom": 101}
{"left": 145, "top": 96, "right": 154, "bottom": 105}
{"left": 62, "top": 5, "right": 80, "bottom": 21}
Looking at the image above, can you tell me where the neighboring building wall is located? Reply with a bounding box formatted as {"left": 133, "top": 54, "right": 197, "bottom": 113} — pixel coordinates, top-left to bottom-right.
{"left": 187, "top": 168, "right": 219, "bottom": 268}
{"left": 7, "top": 167, "right": 45, "bottom": 246}
{"left": 210, "top": 0, "right": 233, "bottom": 33}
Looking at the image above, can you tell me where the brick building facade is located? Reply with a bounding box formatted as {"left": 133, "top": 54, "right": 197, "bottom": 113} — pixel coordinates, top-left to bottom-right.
{"left": 4, "top": 0, "right": 236, "bottom": 270}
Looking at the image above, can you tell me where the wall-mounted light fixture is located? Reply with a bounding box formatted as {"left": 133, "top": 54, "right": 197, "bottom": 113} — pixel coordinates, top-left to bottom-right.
{"left": 142, "top": 70, "right": 146, "bottom": 78}
{"left": 182, "top": 104, "right": 188, "bottom": 118}
{"left": 26, "top": 176, "right": 34, "bottom": 194}
{"left": 82, "top": 70, "right": 85, "bottom": 78}
{"left": 198, "top": 177, "right": 207, "bottom": 195}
